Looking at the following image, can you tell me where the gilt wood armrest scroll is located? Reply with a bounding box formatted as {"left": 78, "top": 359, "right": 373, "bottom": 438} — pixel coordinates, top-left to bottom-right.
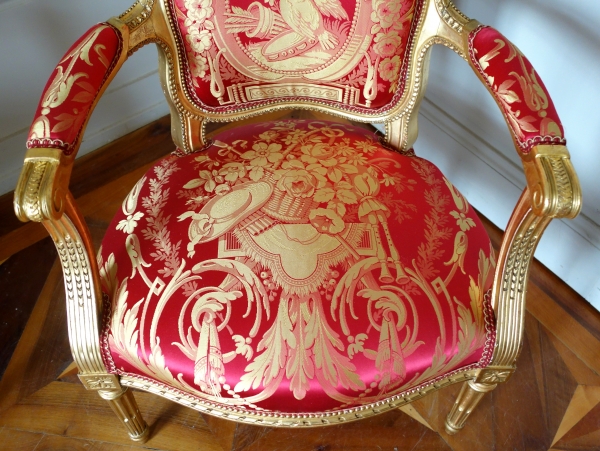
{"left": 522, "top": 145, "right": 581, "bottom": 219}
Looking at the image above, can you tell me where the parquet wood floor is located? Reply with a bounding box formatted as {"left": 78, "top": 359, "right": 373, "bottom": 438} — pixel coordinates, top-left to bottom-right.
{"left": 1, "top": 114, "right": 599, "bottom": 450}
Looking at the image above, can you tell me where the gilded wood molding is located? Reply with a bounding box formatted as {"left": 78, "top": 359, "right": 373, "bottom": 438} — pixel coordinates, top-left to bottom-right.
{"left": 445, "top": 379, "right": 497, "bottom": 434}
{"left": 119, "top": 0, "right": 155, "bottom": 30}
{"left": 79, "top": 373, "right": 121, "bottom": 390}
{"left": 522, "top": 145, "right": 582, "bottom": 219}
{"left": 120, "top": 367, "right": 481, "bottom": 427}
{"left": 434, "top": 0, "right": 470, "bottom": 33}
{"left": 114, "top": 0, "right": 158, "bottom": 54}
{"left": 46, "top": 202, "right": 106, "bottom": 375}
{"left": 489, "top": 190, "right": 551, "bottom": 368}
{"left": 14, "top": 148, "right": 71, "bottom": 223}
{"left": 98, "top": 387, "right": 149, "bottom": 441}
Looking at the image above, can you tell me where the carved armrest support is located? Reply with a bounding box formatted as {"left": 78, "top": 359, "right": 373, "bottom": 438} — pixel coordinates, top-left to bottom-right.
{"left": 46, "top": 195, "right": 107, "bottom": 375}
{"left": 12, "top": 2, "right": 160, "bottom": 382}
{"left": 14, "top": 148, "right": 72, "bottom": 223}
{"left": 115, "top": 0, "right": 157, "bottom": 53}
{"left": 522, "top": 145, "right": 582, "bottom": 219}
{"left": 489, "top": 191, "right": 551, "bottom": 368}
{"left": 14, "top": 151, "right": 106, "bottom": 376}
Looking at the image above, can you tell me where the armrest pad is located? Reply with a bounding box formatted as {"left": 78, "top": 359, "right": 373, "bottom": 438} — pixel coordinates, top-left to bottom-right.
{"left": 27, "top": 23, "right": 124, "bottom": 156}
{"left": 468, "top": 25, "right": 565, "bottom": 154}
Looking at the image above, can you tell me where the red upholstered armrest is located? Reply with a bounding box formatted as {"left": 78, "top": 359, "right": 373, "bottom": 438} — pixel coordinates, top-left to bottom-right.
{"left": 27, "top": 23, "right": 124, "bottom": 156}
{"left": 467, "top": 25, "right": 565, "bottom": 154}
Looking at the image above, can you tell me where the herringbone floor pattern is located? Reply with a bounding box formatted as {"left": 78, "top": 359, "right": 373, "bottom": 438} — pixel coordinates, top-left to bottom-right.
{"left": 1, "top": 114, "right": 599, "bottom": 450}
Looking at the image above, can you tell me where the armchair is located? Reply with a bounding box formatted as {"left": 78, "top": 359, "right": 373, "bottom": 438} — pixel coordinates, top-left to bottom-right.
{"left": 14, "top": 0, "right": 581, "bottom": 442}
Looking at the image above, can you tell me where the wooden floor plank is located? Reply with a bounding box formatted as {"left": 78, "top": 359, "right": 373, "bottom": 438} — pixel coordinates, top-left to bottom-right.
{"left": 0, "top": 382, "right": 222, "bottom": 451}
{"left": 0, "top": 428, "right": 44, "bottom": 450}
{"left": 230, "top": 410, "right": 452, "bottom": 451}
{"left": 552, "top": 386, "right": 600, "bottom": 446}
{"left": 32, "top": 435, "right": 137, "bottom": 451}
{"left": 546, "top": 330, "right": 600, "bottom": 386}
{"left": 0, "top": 237, "right": 56, "bottom": 378}
{"left": 538, "top": 321, "right": 580, "bottom": 437}
{"left": 201, "top": 415, "right": 237, "bottom": 451}
{"left": 493, "top": 334, "right": 550, "bottom": 450}
{"left": 0, "top": 261, "right": 64, "bottom": 413}
{"left": 0, "top": 222, "right": 48, "bottom": 267}
{"left": 525, "top": 312, "right": 550, "bottom": 420}
{"left": 527, "top": 282, "right": 600, "bottom": 377}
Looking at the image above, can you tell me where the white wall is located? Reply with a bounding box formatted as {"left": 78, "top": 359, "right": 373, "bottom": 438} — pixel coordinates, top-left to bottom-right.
{"left": 0, "top": 0, "right": 169, "bottom": 196}
{"left": 1, "top": 0, "right": 599, "bottom": 309}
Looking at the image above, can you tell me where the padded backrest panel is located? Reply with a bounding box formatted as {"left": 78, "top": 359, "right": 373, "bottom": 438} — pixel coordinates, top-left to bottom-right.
{"left": 168, "top": 0, "right": 422, "bottom": 114}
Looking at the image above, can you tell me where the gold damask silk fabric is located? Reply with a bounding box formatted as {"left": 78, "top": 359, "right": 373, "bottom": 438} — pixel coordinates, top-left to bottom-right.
{"left": 469, "top": 25, "right": 565, "bottom": 153}
{"left": 169, "top": 0, "right": 420, "bottom": 111}
{"left": 99, "top": 120, "right": 495, "bottom": 414}
{"left": 27, "top": 24, "right": 123, "bottom": 155}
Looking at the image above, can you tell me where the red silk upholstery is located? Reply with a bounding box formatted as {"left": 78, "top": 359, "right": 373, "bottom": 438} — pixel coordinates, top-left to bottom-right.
{"left": 27, "top": 24, "right": 123, "bottom": 155}
{"left": 99, "top": 120, "right": 495, "bottom": 415}
{"left": 169, "top": 0, "right": 421, "bottom": 113}
{"left": 468, "top": 25, "right": 565, "bottom": 153}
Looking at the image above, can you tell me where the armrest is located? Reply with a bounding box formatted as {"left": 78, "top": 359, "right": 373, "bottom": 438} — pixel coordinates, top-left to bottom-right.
{"left": 15, "top": 22, "right": 127, "bottom": 225}
{"left": 457, "top": 23, "right": 581, "bottom": 377}
{"left": 27, "top": 23, "right": 125, "bottom": 156}
{"left": 12, "top": 1, "right": 158, "bottom": 379}
{"left": 466, "top": 25, "right": 581, "bottom": 219}
{"left": 430, "top": 4, "right": 583, "bottom": 380}
{"left": 15, "top": 0, "right": 159, "bottom": 224}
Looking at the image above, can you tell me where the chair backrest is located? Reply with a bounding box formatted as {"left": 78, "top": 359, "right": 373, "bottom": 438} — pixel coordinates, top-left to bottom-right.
{"left": 151, "top": 0, "right": 446, "bottom": 152}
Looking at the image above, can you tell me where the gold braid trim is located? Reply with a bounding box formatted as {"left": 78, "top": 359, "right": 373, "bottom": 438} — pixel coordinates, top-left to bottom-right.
{"left": 119, "top": 0, "right": 155, "bottom": 30}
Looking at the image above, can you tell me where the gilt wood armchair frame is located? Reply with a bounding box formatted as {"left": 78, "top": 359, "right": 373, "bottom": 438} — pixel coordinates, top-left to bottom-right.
{"left": 14, "top": 0, "right": 581, "bottom": 441}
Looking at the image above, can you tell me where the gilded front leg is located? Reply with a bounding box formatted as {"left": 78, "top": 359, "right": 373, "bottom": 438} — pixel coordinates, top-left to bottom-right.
{"left": 98, "top": 386, "right": 149, "bottom": 442}
{"left": 445, "top": 379, "right": 496, "bottom": 434}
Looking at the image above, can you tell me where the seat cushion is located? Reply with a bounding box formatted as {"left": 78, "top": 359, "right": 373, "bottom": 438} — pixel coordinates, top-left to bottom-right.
{"left": 99, "top": 120, "right": 495, "bottom": 415}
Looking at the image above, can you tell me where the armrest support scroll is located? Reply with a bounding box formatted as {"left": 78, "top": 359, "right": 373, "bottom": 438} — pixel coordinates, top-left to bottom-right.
{"left": 14, "top": 148, "right": 71, "bottom": 223}
{"left": 522, "top": 145, "right": 581, "bottom": 218}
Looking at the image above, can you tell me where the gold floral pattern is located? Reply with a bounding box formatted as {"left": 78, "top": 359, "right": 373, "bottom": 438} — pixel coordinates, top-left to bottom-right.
{"left": 100, "top": 121, "right": 495, "bottom": 414}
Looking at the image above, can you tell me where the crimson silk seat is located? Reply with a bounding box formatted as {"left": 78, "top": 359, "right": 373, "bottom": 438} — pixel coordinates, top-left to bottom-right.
{"left": 14, "top": 0, "right": 581, "bottom": 444}
{"left": 100, "top": 120, "right": 495, "bottom": 415}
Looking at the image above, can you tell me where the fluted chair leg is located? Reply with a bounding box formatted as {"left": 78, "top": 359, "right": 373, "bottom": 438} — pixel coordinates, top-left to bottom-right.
{"left": 445, "top": 380, "right": 497, "bottom": 435}
{"left": 98, "top": 386, "right": 149, "bottom": 442}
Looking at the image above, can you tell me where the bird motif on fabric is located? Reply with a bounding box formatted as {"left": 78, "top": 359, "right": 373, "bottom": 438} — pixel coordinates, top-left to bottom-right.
{"left": 224, "top": 0, "right": 349, "bottom": 62}
{"left": 278, "top": 0, "right": 348, "bottom": 50}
